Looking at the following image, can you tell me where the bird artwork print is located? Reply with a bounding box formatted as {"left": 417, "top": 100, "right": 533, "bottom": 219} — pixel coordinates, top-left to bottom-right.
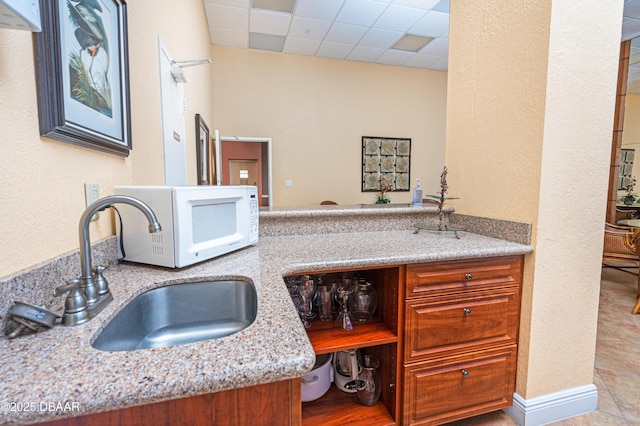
{"left": 66, "top": 0, "right": 113, "bottom": 117}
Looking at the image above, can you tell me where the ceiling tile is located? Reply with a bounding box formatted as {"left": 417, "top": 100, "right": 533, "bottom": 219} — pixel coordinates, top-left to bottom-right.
{"left": 204, "top": 0, "right": 640, "bottom": 73}
{"left": 429, "top": 56, "right": 448, "bottom": 71}
{"left": 283, "top": 37, "right": 322, "bottom": 55}
{"left": 325, "top": 22, "right": 368, "bottom": 44}
{"left": 403, "top": 53, "right": 442, "bottom": 68}
{"left": 210, "top": 27, "right": 249, "bottom": 48}
{"left": 375, "top": 49, "right": 413, "bottom": 65}
{"left": 250, "top": 9, "right": 292, "bottom": 36}
{"left": 204, "top": 0, "right": 250, "bottom": 6}
{"left": 249, "top": 32, "right": 286, "bottom": 51}
{"left": 409, "top": 10, "right": 449, "bottom": 38}
{"left": 358, "top": 28, "right": 403, "bottom": 49}
{"left": 204, "top": 4, "right": 248, "bottom": 31}
{"left": 288, "top": 16, "right": 332, "bottom": 40}
{"left": 623, "top": 18, "right": 640, "bottom": 41}
{"left": 316, "top": 41, "right": 354, "bottom": 59}
{"left": 419, "top": 36, "right": 448, "bottom": 56}
{"left": 347, "top": 45, "right": 384, "bottom": 62}
{"left": 431, "top": 0, "right": 449, "bottom": 13}
{"left": 391, "top": 0, "right": 440, "bottom": 11}
{"left": 373, "top": 4, "right": 426, "bottom": 32}
{"left": 336, "top": 0, "right": 388, "bottom": 27}
{"left": 294, "top": 0, "right": 345, "bottom": 20}
{"left": 625, "top": 0, "right": 640, "bottom": 19}
{"left": 253, "top": 0, "right": 295, "bottom": 13}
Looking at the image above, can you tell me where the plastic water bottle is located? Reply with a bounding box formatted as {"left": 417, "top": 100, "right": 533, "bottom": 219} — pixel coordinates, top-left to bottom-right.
{"left": 413, "top": 179, "right": 422, "bottom": 206}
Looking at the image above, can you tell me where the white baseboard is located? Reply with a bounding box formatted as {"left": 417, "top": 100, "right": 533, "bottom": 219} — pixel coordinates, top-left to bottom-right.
{"left": 503, "top": 384, "right": 598, "bottom": 425}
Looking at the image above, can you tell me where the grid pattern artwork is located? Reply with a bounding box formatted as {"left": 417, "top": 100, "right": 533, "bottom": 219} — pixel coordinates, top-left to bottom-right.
{"left": 362, "top": 136, "right": 411, "bottom": 192}
{"left": 620, "top": 148, "right": 635, "bottom": 190}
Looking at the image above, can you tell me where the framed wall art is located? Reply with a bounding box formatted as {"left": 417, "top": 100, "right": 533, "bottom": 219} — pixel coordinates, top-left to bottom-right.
{"left": 362, "top": 136, "right": 411, "bottom": 192}
{"left": 619, "top": 148, "right": 635, "bottom": 190}
{"left": 33, "top": 0, "right": 132, "bottom": 156}
{"left": 195, "top": 114, "right": 211, "bottom": 185}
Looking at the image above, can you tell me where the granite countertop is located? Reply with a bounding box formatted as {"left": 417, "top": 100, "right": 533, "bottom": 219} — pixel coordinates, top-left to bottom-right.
{"left": 0, "top": 229, "right": 532, "bottom": 424}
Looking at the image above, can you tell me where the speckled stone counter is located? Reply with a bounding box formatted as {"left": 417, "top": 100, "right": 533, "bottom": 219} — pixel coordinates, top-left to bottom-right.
{"left": 0, "top": 208, "right": 532, "bottom": 425}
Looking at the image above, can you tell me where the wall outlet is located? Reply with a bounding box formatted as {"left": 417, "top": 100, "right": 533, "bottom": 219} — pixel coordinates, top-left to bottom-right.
{"left": 84, "top": 182, "right": 100, "bottom": 221}
{"left": 285, "top": 180, "right": 293, "bottom": 187}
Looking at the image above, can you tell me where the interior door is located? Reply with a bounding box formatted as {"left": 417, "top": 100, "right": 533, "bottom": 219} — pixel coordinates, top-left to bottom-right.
{"left": 229, "top": 160, "right": 259, "bottom": 186}
{"left": 158, "top": 38, "right": 187, "bottom": 185}
{"left": 221, "top": 141, "right": 264, "bottom": 205}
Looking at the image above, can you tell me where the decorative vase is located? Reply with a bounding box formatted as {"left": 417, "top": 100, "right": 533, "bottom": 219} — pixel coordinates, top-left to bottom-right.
{"left": 357, "top": 354, "right": 382, "bottom": 406}
{"left": 348, "top": 280, "right": 378, "bottom": 322}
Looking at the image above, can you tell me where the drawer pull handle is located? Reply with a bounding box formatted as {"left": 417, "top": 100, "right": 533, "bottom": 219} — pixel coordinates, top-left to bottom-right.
{"left": 463, "top": 308, "right": 471, "bottom": 315}
{"left": 461, "top": 369, "right": 469, "bottom": 377}
{"left": 465, "top": 273, "right": 473, "bottom": 280}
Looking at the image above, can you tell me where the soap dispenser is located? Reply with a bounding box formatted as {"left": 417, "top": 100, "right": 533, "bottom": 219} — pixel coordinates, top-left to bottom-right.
{"left": 413, "top": 178, "right": 423, "bottom": 206}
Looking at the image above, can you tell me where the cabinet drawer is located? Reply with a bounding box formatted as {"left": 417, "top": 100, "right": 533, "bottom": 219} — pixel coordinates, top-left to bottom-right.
{"left": 404, "top": 288, "right": 520, "bottom": 362}
{"left": 406, "top": 256, "right": 523, "bottom": 299}
{"left": 403, "top": 346, "right": 517, "bottom": 426}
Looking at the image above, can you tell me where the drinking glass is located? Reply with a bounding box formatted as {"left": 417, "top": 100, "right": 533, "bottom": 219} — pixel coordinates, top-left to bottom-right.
{"left": 298, "top": 277, "right": 316, "bottom": 319}
{"left": 317, "top": 286, "right": 333, "bottom": 322}
{"left": 335, "top": 286, "right": 354, "bottom": 330}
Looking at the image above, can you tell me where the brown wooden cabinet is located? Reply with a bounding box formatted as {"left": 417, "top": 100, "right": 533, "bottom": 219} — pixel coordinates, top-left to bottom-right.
{"left": 37, "top": 379, "right": 299, "bottom": 426}
{"left": 36, "top": 256, "right": 524, "bottom": 426}
{"left": 402, "top": 256, "right": 524, "bottom": 425}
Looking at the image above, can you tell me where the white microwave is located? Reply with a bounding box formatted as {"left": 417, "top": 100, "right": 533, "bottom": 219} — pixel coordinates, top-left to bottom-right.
{"left": 114, "top": 185, "right": 259, "bottom": 268}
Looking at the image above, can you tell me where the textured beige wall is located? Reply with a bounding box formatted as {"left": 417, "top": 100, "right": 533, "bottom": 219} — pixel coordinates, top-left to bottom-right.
{"left": 0, "top": 0, "right": 213, "bottom": 278}
{"left": 447, "top": 0, "right": 622, "bottom": 399}
{"left": 210, "top": 46, "right": 447, "bottom": 206}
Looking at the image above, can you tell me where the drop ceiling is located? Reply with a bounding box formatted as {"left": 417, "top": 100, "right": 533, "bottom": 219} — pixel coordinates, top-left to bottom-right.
{"left": 204, "top": 0, "right": 640, "bottom": 77}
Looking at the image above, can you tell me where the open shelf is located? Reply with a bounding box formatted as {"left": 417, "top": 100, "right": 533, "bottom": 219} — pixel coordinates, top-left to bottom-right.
{"left": 305, "top": 318, "right": 398, "bottom": 354}
{"left": 302, "top": 385, "right": 395, "bottom": 426}
{"left": 289, "top": 266, "right": 401, "bottom": 425}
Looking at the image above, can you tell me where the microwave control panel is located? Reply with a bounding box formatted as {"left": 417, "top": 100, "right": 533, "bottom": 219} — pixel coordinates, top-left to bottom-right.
{"left": 249, "top": 195, "right": 259, "bottom": 241}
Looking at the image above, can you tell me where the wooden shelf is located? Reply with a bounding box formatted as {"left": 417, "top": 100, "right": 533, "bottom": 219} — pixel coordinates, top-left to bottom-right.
{"left": 302, "top": 385, "right": 394, "bottom": 426}
{"left": 305, "top": 318, "right": 398, "bottom": 355}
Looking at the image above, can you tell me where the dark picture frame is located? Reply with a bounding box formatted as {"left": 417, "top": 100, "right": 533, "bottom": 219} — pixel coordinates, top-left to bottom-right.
{"left": 33, "top": 0, "right": 132, "bottom": 157}
{"left": 362, "top": 136, "right": 411, "bottom": 192}
{"left": 195, "top": 114, "right": 211, "bottom": 185}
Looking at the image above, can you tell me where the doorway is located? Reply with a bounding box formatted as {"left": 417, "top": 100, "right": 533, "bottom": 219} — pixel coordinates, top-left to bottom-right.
{"left": 215, "top": 135, "right": 273, "bottom": 207}
{"left": 228, "top": 160, "right": 259, "bottom": 186}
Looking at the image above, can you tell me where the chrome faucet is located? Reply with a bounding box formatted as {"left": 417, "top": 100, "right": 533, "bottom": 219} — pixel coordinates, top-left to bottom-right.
{"left": 55, "top": 195, "right": 162, "bottom": 326}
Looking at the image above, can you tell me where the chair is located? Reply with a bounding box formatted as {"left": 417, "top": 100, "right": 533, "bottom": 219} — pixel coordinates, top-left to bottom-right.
{"left": 603, "top": 223, "right": 640, "bottom": 314}
{"left": 615, "top": 207, "right": 639, "bottom": 223}
{"left": 624, "top": 228, "right": 640, "bottom": 314}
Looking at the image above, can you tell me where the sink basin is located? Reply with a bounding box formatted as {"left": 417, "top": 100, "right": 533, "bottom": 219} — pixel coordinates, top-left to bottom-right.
{"left": 92, "top": 280, "right": 257, "bottom": 352}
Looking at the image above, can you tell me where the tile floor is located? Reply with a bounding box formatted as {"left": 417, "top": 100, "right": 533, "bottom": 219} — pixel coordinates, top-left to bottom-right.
{"left": 445, "top": 266, "right": 640, "bottom": 426}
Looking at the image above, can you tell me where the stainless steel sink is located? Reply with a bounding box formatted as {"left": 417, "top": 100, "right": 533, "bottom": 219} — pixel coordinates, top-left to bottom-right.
{"left": 92, "top": 280, "right": 257, "bottom": 352}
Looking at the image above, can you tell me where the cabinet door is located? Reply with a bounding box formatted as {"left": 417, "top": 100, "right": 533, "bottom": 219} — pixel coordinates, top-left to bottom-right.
{"left": 403, "top": 346, "right": 517, "bottom": 426}
{"left": 38, "top": 380, "right": 298, "bottom": 426}
{"left": 406, "top": 257, "right": 523, "bottom": 299}
{"left": 404, "top": 288, "right": 520, "bottom": 362}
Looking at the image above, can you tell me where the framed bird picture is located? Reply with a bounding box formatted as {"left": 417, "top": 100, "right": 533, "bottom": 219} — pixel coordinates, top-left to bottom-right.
{"left": 33, "top": 0, "right": 132, "bottom": 157}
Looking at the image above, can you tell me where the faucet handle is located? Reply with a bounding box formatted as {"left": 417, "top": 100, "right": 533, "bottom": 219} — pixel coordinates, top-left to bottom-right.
{"left": 55, "top": 279, "right": 87, "bottom": 313}
{"left": 54, "top": 279, "right": 89, "bottom": 326}
{"left": 92, "top": 263, "right": 111, "bottom": 296}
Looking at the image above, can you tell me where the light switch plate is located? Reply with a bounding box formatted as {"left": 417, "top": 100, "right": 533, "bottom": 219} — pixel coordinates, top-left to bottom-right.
{"left": 84, "top": 182, "right": 100, "bottom": 221}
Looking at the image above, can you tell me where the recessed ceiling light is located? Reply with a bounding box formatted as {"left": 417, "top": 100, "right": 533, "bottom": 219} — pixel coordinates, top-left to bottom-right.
{"left": 252, "top": 0, "right": 296, "bottom": 13}
{"left": 392, "top": 34, "right": 433, "bottom": 52}
{"left": 249, "top": 32, "right": 286, "bottom": 52}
